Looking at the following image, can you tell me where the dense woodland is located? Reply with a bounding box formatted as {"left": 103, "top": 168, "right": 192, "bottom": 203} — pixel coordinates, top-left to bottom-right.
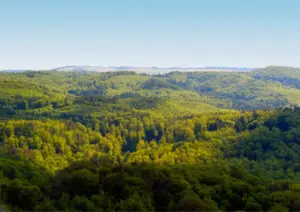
{"left": 1, "top": 67, "right": 300, "bottom": 211}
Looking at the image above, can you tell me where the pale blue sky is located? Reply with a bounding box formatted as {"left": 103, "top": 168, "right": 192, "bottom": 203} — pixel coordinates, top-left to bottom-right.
{"left": 1, "top": 0, "right": 300, "bottom": 69}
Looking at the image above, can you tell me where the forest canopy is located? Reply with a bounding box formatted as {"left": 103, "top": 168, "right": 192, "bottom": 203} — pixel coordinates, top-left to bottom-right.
{"left": 1, "top": 67, "right": 300, "bottom": 211}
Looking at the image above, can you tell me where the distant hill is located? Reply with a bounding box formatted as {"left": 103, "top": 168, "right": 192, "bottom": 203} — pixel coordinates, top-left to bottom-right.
{"left": 205, "top": 66, "right": 254, "bottom": 71}
{"left": 158, "top": 70, "right": 300, "bottom": 110}
{"left": 3, "top": 65, "right": 300, "bottom": 110}
{"left": 51, "top": 66, "right": 255, "bottom": 74}
{"left": 2, "top": 66, "right": 300, "bottom": 112}
{"left": 0, "top": 69, "right": 33, "bottom": 73}
{"left": 1, "top": 66, "right": 256, "bottom": 74}
{"left": 251, "top": 66, "right": 300, "bottom": 89}
{"left": 52, "top": 66, "right": 114, "bottom": 72}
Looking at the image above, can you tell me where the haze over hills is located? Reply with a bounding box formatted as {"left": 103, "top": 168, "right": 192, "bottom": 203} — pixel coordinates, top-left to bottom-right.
{"left": 53, "top": 66, "right": 256, "bottom": 74}
{"left": 1, "top": 66, "right": 256, "bottom": 74}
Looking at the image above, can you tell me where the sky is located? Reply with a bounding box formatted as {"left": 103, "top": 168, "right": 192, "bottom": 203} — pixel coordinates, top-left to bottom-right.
{"left": 1, "top": 0, "right": 300, "bottom": 70}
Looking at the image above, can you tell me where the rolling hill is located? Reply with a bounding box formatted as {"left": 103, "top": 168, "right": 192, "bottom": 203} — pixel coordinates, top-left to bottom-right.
{"left": 251, "top": 66, "right": 300, "bottom": 89}
{"left": 2, "top": 66, "right": 300, "bottom": 211}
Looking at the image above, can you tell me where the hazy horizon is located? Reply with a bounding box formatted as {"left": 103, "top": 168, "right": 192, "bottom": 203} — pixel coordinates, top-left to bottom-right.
{"left": 1, "top": 65, "right": 260, "bottom": 71}
{"left": 1, "top": 0, "right": 300, "bottom": 70}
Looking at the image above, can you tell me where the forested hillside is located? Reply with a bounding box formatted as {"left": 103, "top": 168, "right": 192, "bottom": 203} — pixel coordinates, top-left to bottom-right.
{"left": 1, "top": 67, "right": 300, "bottom": 211}
{"left": 251, "top": 66, "right": 300, "bottom": 89}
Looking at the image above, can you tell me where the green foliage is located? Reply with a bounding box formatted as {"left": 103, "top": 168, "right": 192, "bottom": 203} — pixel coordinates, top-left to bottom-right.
{"left": 141, "top": 78, "right": 181, "bottom": 90}
{"left": 2, "top": 68, "right": 300, "bottom": 211}
{"left": 159, "top": 70, "right": 300, "bottom": 109}
{"left": 2, "top": 160, "right": 300, "bottom": 211}
{"left": 251, "top": 66, "right": 300, "bottom": 89}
